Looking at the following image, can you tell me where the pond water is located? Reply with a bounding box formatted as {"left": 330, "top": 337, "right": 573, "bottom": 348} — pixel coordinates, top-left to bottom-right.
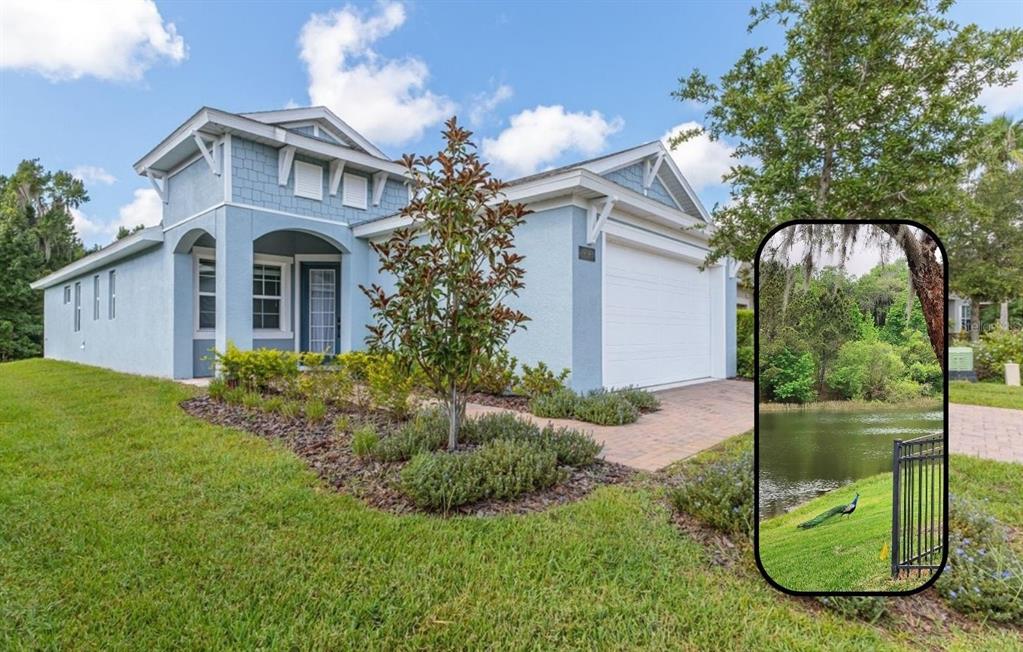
{"left": 758, "top": 407, "right": 942, "bottom": 518}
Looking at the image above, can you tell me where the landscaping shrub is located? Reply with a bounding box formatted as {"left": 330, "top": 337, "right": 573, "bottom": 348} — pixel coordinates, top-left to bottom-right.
{"left": 537, "top": 425, "right": 602, "bottom": 467}
{"left": 670, "top": 450, "right": 753, "bottom": 536}
{"left": 367, "top": 352, "right": 416, "bottom": 417}
{"left": 399, "top": 451, "right": 483, "bottom": 512}
{"left": 373, "top": 408, "right": 449, "bottom": 462}
{"left": 760, "top": 347, "right": 816, "bottom": 403}
{"left": 305, "top": 398, "right": 327, "bottom": 424}
{"left": 515, "top": 362, "right": 570, "bottom": 398}
{"left": 262, "top": 396, "right": 284, "bottom": 414}
{"left": 207, "top": 376, "right": 228, "bottom": 401}
{"left": 351, "top": 425, "right": 380, "bottom": 458}
{"left": 736, "top": 308, "right": 754, "bottom": 344}
{"left": 572, "top": 391, "right": 639, "bottom": 426}
{"left": 214, "top": 343, "right": 300, "bottom": 392}
{"left": 461, "top": 411, "right": 540, "bottom": 445}
{"left": 973, "top": 327, "right": 1023, "bottom": 381}
{"left": 279, "top": 400, "right": 302, "bottom": 419}
{"left": 472, "top": 348, "right": 519, "bottom": 395}
{"left": 936, "top": 495, "right": 1023, "bottom": 624}
{"left": 472, "top": 438, "right": 562, "bottom": 501}
{"left": 241, "top": 391, "right": 264, "bottom": 410}
{"left": 222, "top": 387, "right": 247, "bottom": 405}
{"left": 815, "top": 596, "right": 887, "bottom": 623}
{"left": 737, "top": 337, "right": 754, "bottom": 379}
{"left": 298, "top": 351, "right": 326, "bottom": 368}
{"left": 736, "top": 309, "right": 755, "bottom": 379}
{"left": 607, "top": 386, "right": 659, "bottom": 412}
{"left": 335, "top": 350, "right": 375, "bottom": 381}
{"left": 529, "top": 388, "right": 579, "bottom": 419}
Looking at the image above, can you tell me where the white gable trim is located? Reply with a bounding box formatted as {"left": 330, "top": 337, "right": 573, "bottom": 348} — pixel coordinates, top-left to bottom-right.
{"left": 240, "top": 107, "right": 387, "bottom": 159}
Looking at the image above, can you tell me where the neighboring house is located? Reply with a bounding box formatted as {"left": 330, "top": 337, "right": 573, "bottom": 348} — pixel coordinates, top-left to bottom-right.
{"left": 948, "top": 294, "right": 972, "bottom": 334}
{"left": 31, "top": 106, "right": 737, "bottom": 391}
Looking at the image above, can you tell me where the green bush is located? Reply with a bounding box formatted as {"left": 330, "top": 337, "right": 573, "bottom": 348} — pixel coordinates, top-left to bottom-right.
{"left": 529, "top": 388, "right": 579, "bottom": 419}
{"left": 279, "top": 400, "right": 302, "bottom": 419}
{"left": 399, "top": 451, "right": 483, "bottom": 512}
{"left": 736, "top": 308, "right": 754, "bottom": 345}
{"left": 472, "top": 438, "right": 562, "bottom": 501}
{"left": 262, "top": 396, "right": 284, "bottom": 413}
{"left": 335, "top": 350, "right": 375, "bottom": 381}
{"left": 213, "top": 343, "right": 300, "bottom": 392}
{"left": 815, "top": 596, "right": 887, "bottom": 623}
{"left": 241, "top": 391, "right": 264, "bottom": 410}
{"left": 537, "top": 426, "right": 602, "bottom": 467}
{"left": 373, "top": 408, "right": 448, "bottom": 462}
{"left": 305, "top": 398, "right": 327, "bottom": 424}
{"left": 907, "top": 362, "right": 942, "bottom": 395}
{"left": 472, "top": 348, "right": 519, "bottom": 395}
{"left": 351, "top": 425, "right": 380, "bottom": 458}
{"left": 608, "top": 387, "right": 659, "bottom": 412}
{"left": 936, "top": 495, "right": 1023, "bottom": 624}
{"left": 974, "top": 328, "right": 1023, "bottom": 381}
{"left": 515, "top": 362, "right": 570, "bottom": 398}
{"left": 298, "top": 351, "right": 326, "bottom": 368}
{"left": 669, "top": 451, "right": 753, "bottom": 536}
{"left": 461, "top": 411, "right": 539, "bottom": 445}
{"left": 760, "top": 348, "right": 816, "bottom": 403}
{"left": 573, "top": 391, "right": 639, "bottom": 425}
{"left": 737, "top": 338, "right": 754, "bottom": 379}
{"left": 207, "top": 376, "right": 228, "bottom": 401}
{"left": 367, "top": 352, "right": 416, "bottom": 417}
{"left": 826, "top": 340, "right": 905, "bottom": 401}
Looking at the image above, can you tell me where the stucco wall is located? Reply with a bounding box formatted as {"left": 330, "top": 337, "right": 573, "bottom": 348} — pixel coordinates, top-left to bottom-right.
{"left": 42, "top": 245, "right": 172, "bottom": 376}
{"left": 230, "top": 137, "right": 406, "bottom": 223}
{"left": 164, "top": 151, "right": 225, "bottom": 226}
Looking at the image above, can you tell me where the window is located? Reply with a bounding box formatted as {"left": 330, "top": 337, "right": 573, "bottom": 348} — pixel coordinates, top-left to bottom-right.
{"left": 294, "top": 160, "right": 323, "bottom": 200}
{"left": 197, "top": 258, "right": 216, "bottom": 330}
{"left": 960, "top": 303, "right": 971, "bottom": 332}
{"left": 252, "top": 264, "right": 282, "bottom": 330}
{"left": 63, "top": 285, "right": 71, "bottom": 304}
{"left": 93, "top": 275, "right": 100, "bottom": 320}
{"left": 342, "top": 172, "right": 368, "bottom": 209}
{"left": 108, "top": 270, "right": 116, "bottom": 319}
{"left": 73, "top": 282, "right": 81, "bottom": 332}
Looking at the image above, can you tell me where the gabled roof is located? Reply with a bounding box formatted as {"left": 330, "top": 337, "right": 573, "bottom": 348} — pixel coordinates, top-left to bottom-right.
{"left": 240, "top": 106, "right": 388, "bottom": 159}
{"left": 506, "top": 140, "right": 712, "bottom": 222}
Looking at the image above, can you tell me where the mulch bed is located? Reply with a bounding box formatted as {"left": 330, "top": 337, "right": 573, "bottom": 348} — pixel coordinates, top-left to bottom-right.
{"left": 180, "top": 395, "right": 632, "bottom": 517}
{"left": 465, "top": 392, "right": 531, "bottom": 413}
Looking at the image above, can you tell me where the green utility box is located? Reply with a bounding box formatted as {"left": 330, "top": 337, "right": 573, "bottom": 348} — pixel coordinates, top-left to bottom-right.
{"left": 949, "top": 346, "right": 976, "bottom": 381}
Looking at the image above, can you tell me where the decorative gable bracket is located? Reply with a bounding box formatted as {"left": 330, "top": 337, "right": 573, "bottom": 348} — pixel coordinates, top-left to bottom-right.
{"left": 642, "top": 151, "right": 666, "bottom": 196}
{"left": 192, "top": 132, "right": 221, "bottom": 176}
{"left": 145, "top": 169, "right": 168, "bottom": 204}
{"left": 586, "top": 195, "right": 617, "bottom": 245}
{"left": 328, "top": 160, "right": 345, "bottom": 196}
{"left": 371, "top": 171, "right": 388, "bottom": 206}
{"left": 277, "top": 146, "right": 296, "bottom": 186}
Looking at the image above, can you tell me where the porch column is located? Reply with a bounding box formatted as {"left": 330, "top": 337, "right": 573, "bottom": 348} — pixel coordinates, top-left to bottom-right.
{"left": 170, "top": 250, "right": 195, "bottom": 377}
{"left": 215, "top": 209, "right": 253, "bottom": 352}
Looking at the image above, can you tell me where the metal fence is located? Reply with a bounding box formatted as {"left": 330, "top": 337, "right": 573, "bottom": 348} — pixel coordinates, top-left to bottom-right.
{"left": 891, "top": 433, "right": 945, "bottom": 578}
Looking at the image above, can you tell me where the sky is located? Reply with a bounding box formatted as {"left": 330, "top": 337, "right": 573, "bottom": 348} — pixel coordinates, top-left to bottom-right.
{"left": 1, "top": 0, "right": 1021, "bottom": 246}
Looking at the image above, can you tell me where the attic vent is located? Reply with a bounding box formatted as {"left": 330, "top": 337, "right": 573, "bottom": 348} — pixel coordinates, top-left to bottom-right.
{"left": 343, "top": 173, "right": 368, "bottom": 209}
{"left": 293, "top": 161, "right": 323, "bottom": 200}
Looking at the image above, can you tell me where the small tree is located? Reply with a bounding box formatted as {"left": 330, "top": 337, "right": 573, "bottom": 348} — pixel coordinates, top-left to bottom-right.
{"left": 362, "top": 118, "right": 530, "bottom": 450}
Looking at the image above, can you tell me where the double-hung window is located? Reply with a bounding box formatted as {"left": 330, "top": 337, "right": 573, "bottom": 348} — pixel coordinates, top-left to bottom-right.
{"left": 252, "top": 264, "right": 282, "bottom": 330}
{"left": 108, "top": 270, "right": 116, "bottom": 319}
{"left": 73, "top": 282, "right": 81, "bottom": 332}
{"left": 197, "top": 258, "right": 216, "bottom": 331}
{"left": 93, "top": 275, "right": 100, "bottom": 320}
{"left": 960, "top": 304, "right": 971, "bottom": 332}
{"left": 63, "top": 285, "right": 71, "bottom": 304}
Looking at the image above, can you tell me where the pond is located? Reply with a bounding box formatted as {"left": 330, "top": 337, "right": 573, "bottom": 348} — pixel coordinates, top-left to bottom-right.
{"left": 757, "top": 407, "right": 942, "bottom": 518}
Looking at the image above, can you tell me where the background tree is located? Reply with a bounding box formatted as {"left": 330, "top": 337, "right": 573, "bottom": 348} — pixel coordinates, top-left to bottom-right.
{"left": 116, "top": 224, "right": 146, "bottom": 240}
{"left": 363, "top": 118, "right": 530, "bottom": 450}
{"left": 0, "top": 160, "right": 87, "bottom": 361}
{"left": 673, "top": 0, "right": 1023, "bottom": 367}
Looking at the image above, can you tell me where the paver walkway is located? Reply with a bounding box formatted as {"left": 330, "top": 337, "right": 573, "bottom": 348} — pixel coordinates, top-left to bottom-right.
{"left": 950, "top": 403, "right": 1023, "bottom": 464}
{"left": 467, "top": 380, "right": 754, "bottom": 471}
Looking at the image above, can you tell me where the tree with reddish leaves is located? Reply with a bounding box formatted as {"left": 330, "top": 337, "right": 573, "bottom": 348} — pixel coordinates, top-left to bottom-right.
{"left": 362, "top": 118, "right": 530, "bottom": 450}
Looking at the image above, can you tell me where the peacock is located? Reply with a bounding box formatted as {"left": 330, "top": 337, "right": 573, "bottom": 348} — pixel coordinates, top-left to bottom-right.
{"left": 797, "top": 493, "right": 859, "bottom": 529}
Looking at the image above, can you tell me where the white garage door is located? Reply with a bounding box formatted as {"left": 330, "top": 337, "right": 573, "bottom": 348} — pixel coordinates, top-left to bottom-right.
{"left": 603, "top": 239, "right": 711, "bottom": 388}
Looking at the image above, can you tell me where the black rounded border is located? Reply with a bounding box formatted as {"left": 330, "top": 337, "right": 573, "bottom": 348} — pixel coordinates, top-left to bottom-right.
{"left": 752, "top": 218, "right": 950, "bottom": 597}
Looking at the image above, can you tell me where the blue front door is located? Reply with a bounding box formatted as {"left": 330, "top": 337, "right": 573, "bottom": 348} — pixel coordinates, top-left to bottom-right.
{"left": 299, "top": 262, "right": 341, "bottom": 354}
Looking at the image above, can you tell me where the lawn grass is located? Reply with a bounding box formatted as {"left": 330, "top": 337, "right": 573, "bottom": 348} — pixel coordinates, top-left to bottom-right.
{"left": 1, "top": 360, "right": 1019, "bottom": 650}
{"left": 950, "top": 453, "right": 1023, "bottom": 528}
{"left": 950, "top": 381, "right": 1023, "bottom": 410}
{"left": 758, "top": 474, "right": 925, "bottom": 593}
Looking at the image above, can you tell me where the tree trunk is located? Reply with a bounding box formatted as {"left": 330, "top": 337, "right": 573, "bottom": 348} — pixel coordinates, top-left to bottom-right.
{"left": 878, "top": 225, "right": 945, "bottom": 370}
{"left": 970, "top": 300, "right": 981, "bottom": 343}
{"left": 1000, "top": 301, "right": 1010, "bottom": 329}
{"left": 447, "top": 385, "right": 460, "bottom": 451}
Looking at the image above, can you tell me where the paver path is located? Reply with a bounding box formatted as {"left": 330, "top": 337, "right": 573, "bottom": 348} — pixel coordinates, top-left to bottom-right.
{"left": 467, "top": 380, "right": 754, "bottom": 471}
{"left": 950, "top": 403, "right": 1023, "bottom": 464}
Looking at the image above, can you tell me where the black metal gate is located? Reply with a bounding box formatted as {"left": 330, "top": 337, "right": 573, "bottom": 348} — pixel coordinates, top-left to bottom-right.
{"left": 891, "top": 434, "right": 944, "bottom": 578}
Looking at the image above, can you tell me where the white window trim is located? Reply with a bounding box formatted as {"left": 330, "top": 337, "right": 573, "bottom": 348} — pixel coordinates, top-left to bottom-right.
{"left": 293, "top": 160, "right": 323, "bottom": 201}
{"left": 342, "top": 172, "right": 368, "bottom": 209}
{"left": 191, "top": 246, "right": 293, "bottom": 339}
{"left": 108, "top": 270, "right": 116, "bottom": 319}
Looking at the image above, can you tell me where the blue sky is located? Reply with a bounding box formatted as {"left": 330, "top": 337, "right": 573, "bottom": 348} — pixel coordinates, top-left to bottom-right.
{"left": 1, "top": 0, "right": 1021, "bottom": 246}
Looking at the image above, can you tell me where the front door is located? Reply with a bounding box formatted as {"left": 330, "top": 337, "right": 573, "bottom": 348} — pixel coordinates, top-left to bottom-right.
{"left": 300, "top": 262, "right": 341, "bottom": 354}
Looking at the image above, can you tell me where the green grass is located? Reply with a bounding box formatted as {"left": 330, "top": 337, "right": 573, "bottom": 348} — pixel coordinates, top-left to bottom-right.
{"left": 758, "top": 474, "right": 923, "bottom": 593}
{"left": 950, "top": 454, "right": 1023, "bottom": 528}
{"left": 0, "top": 360, "right": 1018, "bottom": 650}
{"left": 950, "top": 381, "right": 1023, "bottom": 410}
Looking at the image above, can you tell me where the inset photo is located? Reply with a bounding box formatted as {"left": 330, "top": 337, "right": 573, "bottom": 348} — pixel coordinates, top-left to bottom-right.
{"left": 755, "top": 221, "right": 948, "bottom": 594}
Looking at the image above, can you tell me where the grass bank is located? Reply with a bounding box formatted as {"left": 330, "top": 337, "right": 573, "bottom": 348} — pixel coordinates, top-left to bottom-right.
{"left": 1, "top": 360, "right": 1019, "bottom": 650}
{"left": 758, "top": 473, "right": 926, "bottom": 593}
{"left": 759, "top": 398, "right": 941, "bottom": 413}
{"left": 950, "top": 381, "right": 1023, "bottom": 411}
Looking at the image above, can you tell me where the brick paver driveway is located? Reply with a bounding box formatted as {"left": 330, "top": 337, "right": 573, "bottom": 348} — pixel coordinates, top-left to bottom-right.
{"left": 950, "top": 403, "right": 1023, "bottom": 463}
{"left": 467, "top": 379, "right": 754, "bottom": 471}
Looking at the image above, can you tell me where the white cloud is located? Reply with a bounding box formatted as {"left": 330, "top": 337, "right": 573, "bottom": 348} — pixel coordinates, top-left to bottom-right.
{"left": 468, "top": 83, "right": 513, "bottom": 126}
{"left": 661, "top": 122, "right": 736, "bottom": 191}
{"left": 298, "top": 1, "right": 454, "bottom": 146}
{"left": 978, "top": 61, "right": 1023, "bottom": 116}
{"left": 482, "top": 105, "right": 624, "bottom": 176}
{"left": 0, "top": 0, "right": 186, "bottom": 81}
{"left": 72, "top": 188, "right": 163, "bottom": 245}
{"left": 70, "top": 165, "right": 117, "bottom": 186}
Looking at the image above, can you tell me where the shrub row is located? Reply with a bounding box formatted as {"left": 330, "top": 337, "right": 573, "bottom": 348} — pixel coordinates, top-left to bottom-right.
{"left": 528, "top": 387, "right": 659, "bottom": 426}
{"left": 668, "top": 450, "right": 753, "bottom": 537}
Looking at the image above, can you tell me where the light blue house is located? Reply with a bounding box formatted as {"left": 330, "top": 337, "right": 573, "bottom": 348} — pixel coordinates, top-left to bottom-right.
{"left": 32, "top": 106, "right": 737, "bottom": 391}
